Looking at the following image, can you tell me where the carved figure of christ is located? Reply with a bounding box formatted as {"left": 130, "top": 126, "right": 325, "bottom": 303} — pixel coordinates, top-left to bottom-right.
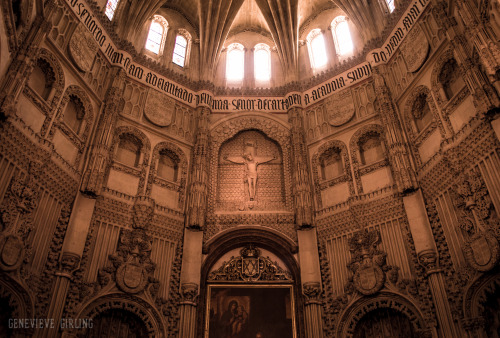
{"left": 223, "top": 153, "right": 276, "bottom": 200}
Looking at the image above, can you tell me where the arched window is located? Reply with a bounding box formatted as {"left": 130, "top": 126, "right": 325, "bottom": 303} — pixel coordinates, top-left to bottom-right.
{"left": 254, "top": 43, "right": 271, "bottom": 81}
{"left": 412, "top": 94, "right": 433, "bottom": 133}
{"left": 105, "top": 0, "right": 120, "bottom": 20}
{"left": 439, "top": 58, "right": 465, "bottom": 100}
{"left": 116, "top": 134, "right": 141, "bottom": 167}
{"left": 320, "top": 148, "right": 343, "bottom": 180}
{"left": 63, "top": 95, "right": 85, "bottom": 134}
{"left": 331, "top": 16, "right": 353, "bottom": 57}
{"left": 226, "top": 43, "right": 245, "bottom": 82}
{"left": 386, "top": 0, "right": 395, "bottom": 12}
{"left": 157, "top": 150, "right": 179, "bottom": 182}
{"left": 28, "top": 58, "right": 55, "bottom": 101}
{"left": 359, "top": 134, "right": 385, "bottom": 165}
{"left": 307, "top": 29, "right": 328, "bottom": 70}
{"left": 145, "top": 16, "right": 168, "bottom": 55}
{"left": 173, "top": 35, "right": 187, "bottom": 67}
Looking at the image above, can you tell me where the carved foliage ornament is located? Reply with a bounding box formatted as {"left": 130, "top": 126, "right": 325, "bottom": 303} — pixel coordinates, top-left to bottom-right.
{"left": 208, "top": 245, "right": 293, "bottom": 282}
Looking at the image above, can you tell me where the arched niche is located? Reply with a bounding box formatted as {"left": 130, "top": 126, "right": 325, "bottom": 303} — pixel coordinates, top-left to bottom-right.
{"left": 75, "top": 294, "right": 165, "bottom": 338}
{"left": 199, "top": 226, "right": 303, "bottom": 338}
{"left": 337, "top": 292, "right": 431, "bottom": 338}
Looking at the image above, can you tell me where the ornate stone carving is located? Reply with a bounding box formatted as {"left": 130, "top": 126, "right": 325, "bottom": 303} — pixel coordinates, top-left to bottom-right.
{"left": 325, "top": 90, "right": 355, "bottom": 126}
{"left": 180, "top": 283, "right": 199, "bottom": 304}
{"left": 68, "top": 23, "right": 99, "bottom": 73}
{"left": 303, "top": 281, "right": 321, "bottom": 304}
{"left": 107, "top": 197, "right": 157, "bottom": 294}
{"left": 144, "top": 89, "right": 175, "bottom": 127}
{"left": 347, "top": 229, "right": 386, "bottom": 295}
{"left": 452, "top": 170, "right": 500, "bottom": 271}
{"left": 400, "top": 25, "right": 429, "bottom": 73}
{"left": 208, "top": 245, "right": 293, "bottom": 282}
{"left": 59, "top": 252, "right": 81, "bottom": 275}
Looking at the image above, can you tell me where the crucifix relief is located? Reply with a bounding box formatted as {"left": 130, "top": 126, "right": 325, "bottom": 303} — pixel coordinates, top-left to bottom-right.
{"left": 223, "top": 141, "right": 276, "bottom": 201}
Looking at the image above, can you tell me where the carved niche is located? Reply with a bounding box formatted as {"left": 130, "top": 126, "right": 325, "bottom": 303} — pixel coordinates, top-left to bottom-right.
{"left": 208, "top": 245, "right": 293, "bottom": 282}
{"left": 217, "top": 130, "right": 285, "bottom": 211}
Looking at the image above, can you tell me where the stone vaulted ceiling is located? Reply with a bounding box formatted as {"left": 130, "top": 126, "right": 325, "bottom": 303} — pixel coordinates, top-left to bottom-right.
{"left": 123, "top": 0, "right": 382, "bottom": 81}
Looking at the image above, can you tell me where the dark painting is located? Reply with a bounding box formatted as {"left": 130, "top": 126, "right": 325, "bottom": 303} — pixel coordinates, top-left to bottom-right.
{"left": 206, "top": 285, "right": 295, "bottom": 338}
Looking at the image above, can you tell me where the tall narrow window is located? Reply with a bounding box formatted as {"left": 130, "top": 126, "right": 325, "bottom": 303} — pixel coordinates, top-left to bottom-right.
{"left": 331, "top": 16, "right": 353, "bottom": 57}
{"left": 173, "top": 35, "right": 187, "bottom": 67}
{"left": 386, "top": 0, "right": 395, "bottom": 12}
{"left": 105, "top": 0, "right": 119, "bottom": 20}
{"left": 226, "top": 43, "right": 245, "bottom": 82}
{"left": 439, "top": 58, "right": 465, "bottom": 100}
{"left": 28, "top": 58, "right": 55, "bottom": 101}
{"left": 145, "top": 16, "right": 168, "bottom": 55}
{"left": 254, "top": 43, "right": 271, "bottom": 81}
{"left": 307, "top": 29, "right": 328, "bottom": 70}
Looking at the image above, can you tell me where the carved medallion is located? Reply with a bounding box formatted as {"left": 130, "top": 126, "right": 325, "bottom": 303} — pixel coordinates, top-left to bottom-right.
{"left": 69, "top": 23, "right": 99, "bottom": 72}
{"left": 400, "top": 25, "right": 429, "bottom": 73}
{"left": 0, "top": 235, "right": 24, "bottom": 270}
{"left": 325, "top": 90, "right": 355, "bottom": 126}
{"left": 353, "top": 262, "right": 385, "bottom": 295}
{"left": 144, "top": 89, "right": 175, "bottom": 127}
{"left": 463, "top": 232, "right": 500, "bottom": 272}
{"left": 116, "top": 262, "right": 148, "bottom": 293}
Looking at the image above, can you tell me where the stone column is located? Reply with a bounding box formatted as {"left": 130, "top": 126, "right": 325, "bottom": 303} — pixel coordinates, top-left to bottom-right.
{"left": 403, "top": 189, "right": 459, "bottom": 337}
{"left": 38, "top": 192, "right": 96, "bottom": 338}
{"left": 288, "top": 107, "right": 314, "bottom": 227}
{"left": 372, "top": 67, "right": 419, "bottom": 192}
{"left": 323, "top": 28, "right": 338, "bottom": 68}
{"left": 179, "top": 107, "right": 210, "bottom": 337}
{"left": 298, "top": 229, "right": 323, "bottom": 338}
{"left": 178, "top": 229, "right": 203, "bottom": 338}
{"left": 245, "top": 48, "right": 255, "bottom": 88}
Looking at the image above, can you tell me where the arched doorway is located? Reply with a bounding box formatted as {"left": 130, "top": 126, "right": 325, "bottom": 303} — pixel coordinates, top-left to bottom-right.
{"left": 199, "top": 226, "right": 302, "bottom": 338}
{"left": 353, "top": 308, "right": 417, "bottom": 337}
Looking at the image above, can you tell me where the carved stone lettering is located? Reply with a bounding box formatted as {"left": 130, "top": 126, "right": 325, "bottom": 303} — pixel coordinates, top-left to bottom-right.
{"left": 325, "top": 90, "right": 355, "bottom": 126}
{"left": 144, "top": 89, "right": 175, "bottom": 126}
{"left": 400, "top": 25, "right": 429, "bottom": 73}
{"left": 69, "top": 23, "right": 99, "bottom": 72}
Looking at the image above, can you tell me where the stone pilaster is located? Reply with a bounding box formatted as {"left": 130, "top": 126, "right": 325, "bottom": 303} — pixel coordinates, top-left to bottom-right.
{"left": 403, "top": 189, "right": 459, "bottom": 336}
{"left": 178, "top": 283, "right": 199, "bottom": 338}
{"left": 372, "top": 67, "right": 419, "bottom": 192}
{"left": 81, "top": 68, "right": 126, "bottom": 195}
{"left": 185, "top": 107, "right": 210, "bottom": 229}
{"left": 298, "top": 227, "right": 323, "bottom": 338}
{"left": 288, "top": 107, "right": 314, "bottom": 227}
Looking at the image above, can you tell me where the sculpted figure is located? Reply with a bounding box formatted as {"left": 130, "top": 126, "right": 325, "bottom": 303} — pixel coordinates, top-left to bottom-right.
{"left": 224, "top": 151, "right": 275, "bottom": 201}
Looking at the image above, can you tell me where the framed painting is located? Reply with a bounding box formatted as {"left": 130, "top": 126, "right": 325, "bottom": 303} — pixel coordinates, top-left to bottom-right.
{"left": 205, "top": 284, "right": 296, "bottom": 338}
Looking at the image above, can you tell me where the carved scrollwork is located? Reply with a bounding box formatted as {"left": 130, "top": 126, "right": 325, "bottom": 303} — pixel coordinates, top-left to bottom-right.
{"left": 208, "top": 245, "right": 293, "bottom": 282}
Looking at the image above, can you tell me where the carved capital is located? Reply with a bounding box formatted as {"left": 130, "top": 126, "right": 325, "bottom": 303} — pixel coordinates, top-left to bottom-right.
{"left": 59, "top": 252, "right": 81, "bottom": 276}
{"left": 303, "top": 282, "right": 321, "bottom": 304}
{"left": 418, "top": 250, "right": 440, "bottom": 274}
{"left": 180, "top": 283, "right": 199, "bottom": 304}
{"left": 460, "top": 316, "right": 485, "bottom": 332}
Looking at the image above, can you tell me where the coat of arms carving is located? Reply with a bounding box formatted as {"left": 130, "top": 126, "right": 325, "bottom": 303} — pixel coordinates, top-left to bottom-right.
{"left": 144, "top": 89, "right": 175, "bottom": 127}
{"left": 208, "top": 245, "right": 292, "bottom": 282}
{"left": 325, "top": 90, "right": 355, "bottom": 126}
{"left": 69, "top": 23, "right": 99, "bottom": 73}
